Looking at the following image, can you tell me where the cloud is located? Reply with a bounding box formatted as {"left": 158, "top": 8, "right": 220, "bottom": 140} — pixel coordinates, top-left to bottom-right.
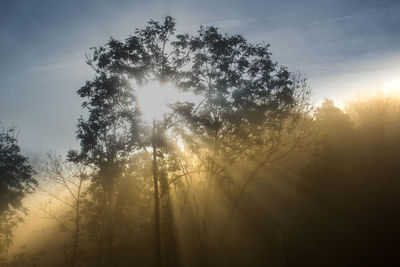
{"left": 310, "top": 15, "right": 353, "bottom": 26}
{"left": 264, "top": 13, "right": 294, "bottom": 21}
{"left": 207, "top": 19, "right": 245, "bottom": 29}
{"left": 30, "top": 62, "right": 81, "bottom": 72}
{"left": 30, "top": 53, "right": 84, "bottom": 73}
{"left": 327, "top": 15, "right": 353, "bottom": 23}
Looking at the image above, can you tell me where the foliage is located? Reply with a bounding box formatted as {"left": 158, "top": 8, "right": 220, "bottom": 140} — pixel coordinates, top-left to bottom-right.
{"left": 0, "top": 126, "right": 37, "bottom": 253}
{"left": 64, "top": 16, "right": 312, "bottom": 267}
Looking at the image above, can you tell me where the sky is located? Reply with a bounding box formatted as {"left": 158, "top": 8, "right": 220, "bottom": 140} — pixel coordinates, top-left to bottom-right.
{"left": 1, "top": 0, "right": 400, "bottom": 155}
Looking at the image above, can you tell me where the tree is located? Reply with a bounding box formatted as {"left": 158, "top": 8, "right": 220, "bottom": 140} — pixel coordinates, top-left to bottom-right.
{"left": 0, "top": 126, "right": 37, "bottom": 253}
{"left": 70, "top": 16, "right": 180, "bottom": 267}
{"left": 295, "top": 94, "right": 400, "bottom": 266}
{"left": 70, "top": 16, "right": 312, "bottom": 266}
{"left": 67, "top": 70, "right": 144, "bottom": 265}
{"left": 39, "top": 153, "right": 89, "bottom": 267}
{"left": 170, "top": 25, "right": 312, "bottom": 265}
{"left": 171, "top": 26, "right": 312, "bottom": 180}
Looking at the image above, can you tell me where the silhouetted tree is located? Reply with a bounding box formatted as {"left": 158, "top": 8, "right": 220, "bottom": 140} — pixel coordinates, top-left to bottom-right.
{"left": 170, "top": 26, "right": 312, "bottom": 265}
{"left": 74, "top": 16, "right": 181, "bottom": 267}
{"left": 0, "top": 126, "right": 37, "bottom": 254}
{"left": 68, "top": 16, "right": 312, "bottom": 267}
{"left": 67, "top": 68, "right": 144, "bottom": 266}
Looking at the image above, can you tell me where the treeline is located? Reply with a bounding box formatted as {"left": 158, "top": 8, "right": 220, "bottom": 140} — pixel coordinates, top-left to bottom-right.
{"left": 1, "top": 17, "right": 400, "bottom": 266}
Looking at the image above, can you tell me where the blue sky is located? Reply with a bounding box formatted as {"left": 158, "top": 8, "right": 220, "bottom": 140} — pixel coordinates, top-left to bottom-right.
{"left": 1, "top": 0, "right": 400, "bottom": 155}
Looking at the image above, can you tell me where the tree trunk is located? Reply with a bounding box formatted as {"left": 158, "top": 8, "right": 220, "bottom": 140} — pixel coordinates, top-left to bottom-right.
{"left": 153, "top": 120, "right": 162, "bottom": 267}
{"left": 71, "top": 179, "right": 83, "bottom": 267}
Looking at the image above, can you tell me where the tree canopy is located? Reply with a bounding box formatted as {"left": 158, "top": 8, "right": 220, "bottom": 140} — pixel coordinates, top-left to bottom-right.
{"left": 61, "top": 16, "right": 312, "bottom": 267}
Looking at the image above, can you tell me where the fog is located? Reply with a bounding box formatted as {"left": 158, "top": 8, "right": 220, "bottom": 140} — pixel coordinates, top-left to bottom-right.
{"left": 1, "top": 91, "right": 398, "bottom": 266}
{"left": 1, "top": 16, "right": 400, "bottom": 267}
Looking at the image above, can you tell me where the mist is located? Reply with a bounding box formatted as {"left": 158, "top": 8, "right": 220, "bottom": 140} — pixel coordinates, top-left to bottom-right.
{"left": 1, "top": 14, "right": 400, "bottom": 267}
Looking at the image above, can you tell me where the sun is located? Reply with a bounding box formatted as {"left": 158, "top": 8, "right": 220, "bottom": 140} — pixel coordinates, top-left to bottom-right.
{"left": 381, "top": 77, "right": 400, "bottom": 95}
{"left": 134, "top": 81, "right": 198, "bottom": 122}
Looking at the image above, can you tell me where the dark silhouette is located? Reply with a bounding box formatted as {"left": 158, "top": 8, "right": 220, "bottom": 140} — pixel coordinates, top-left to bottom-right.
{"left": 0, "top": 126, "right": 37, "bottom": 255}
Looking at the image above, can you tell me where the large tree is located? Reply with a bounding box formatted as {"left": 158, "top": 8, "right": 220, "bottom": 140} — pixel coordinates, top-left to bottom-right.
{"left": 70, "top": 16, "right": 312, "bottom": 266}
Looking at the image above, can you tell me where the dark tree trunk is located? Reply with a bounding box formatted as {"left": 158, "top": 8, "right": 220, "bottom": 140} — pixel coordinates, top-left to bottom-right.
{"left": 153, "top": 120, "right": 162, "bottom": 267}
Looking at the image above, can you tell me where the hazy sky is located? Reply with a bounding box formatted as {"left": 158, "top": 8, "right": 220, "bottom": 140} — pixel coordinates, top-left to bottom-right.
{"left": 1, "top": 0, "right": 400, "bottom": 155}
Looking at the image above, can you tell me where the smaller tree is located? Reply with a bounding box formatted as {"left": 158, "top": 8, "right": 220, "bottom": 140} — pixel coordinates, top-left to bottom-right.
{"left": 0, "top": 125, "right": 37, "bottom": 253}
{"left": 39, "top": 153, "right": 89, "bottom": 266}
